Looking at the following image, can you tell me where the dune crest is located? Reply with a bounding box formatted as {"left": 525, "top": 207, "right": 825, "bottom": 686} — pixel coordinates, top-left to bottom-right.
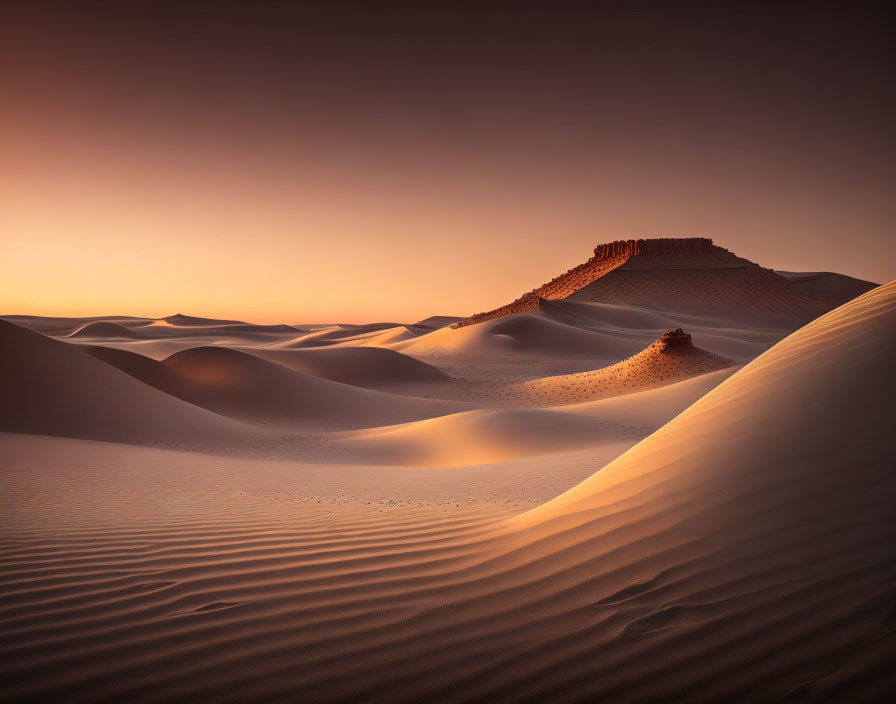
{"left": 68, "top": 321, "right": 140, "bottom": 339}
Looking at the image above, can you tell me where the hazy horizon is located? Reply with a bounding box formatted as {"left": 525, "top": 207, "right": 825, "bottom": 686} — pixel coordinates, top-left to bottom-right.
{"left": 2, "top": 2, "right": 893, "bottom": 323}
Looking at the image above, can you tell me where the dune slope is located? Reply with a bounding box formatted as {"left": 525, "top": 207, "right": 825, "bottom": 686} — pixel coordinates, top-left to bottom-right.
{"left": 332, "top": 407, "right": 641, "bottom": 467}
{"left": 505, "top": 328, "right": 733, "bottom": 405}
{"left": 493, "top": 279, "right": 896, "bottom": 701}
{"left": 776, "top": 270, "right": 878, "bottom": 304}
{"left": 0, "top": 320, "right": 249, "bottom": 446}
{"left": 245, "top": 346, "right": 449, "bottom": 389}
{"left": 87, "top": 344, "right": 459, "bottom": 430}
{"left": 396, "top": 313, "right": 642, "bottom": 361}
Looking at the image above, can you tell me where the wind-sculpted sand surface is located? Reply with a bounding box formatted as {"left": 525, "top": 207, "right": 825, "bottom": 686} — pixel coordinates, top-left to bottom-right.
{"left": 1, "top": 241, "right": 889, "bottom": 702}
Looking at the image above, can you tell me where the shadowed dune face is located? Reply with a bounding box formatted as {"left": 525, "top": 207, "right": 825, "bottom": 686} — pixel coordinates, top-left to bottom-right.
{"left": 83, "top": 344, "right": 463, "bottom": 432}
{"left": 0, "top": 282, "right": 892, "bottom": 703}
{"left": 0, "top": 320, "right": 250, "bottom": 446}
{"left": 244, "top": 346, "right": 450, "bottom": 389}
{"left": 776, "top": 270, "right": 878, "bottom": 304}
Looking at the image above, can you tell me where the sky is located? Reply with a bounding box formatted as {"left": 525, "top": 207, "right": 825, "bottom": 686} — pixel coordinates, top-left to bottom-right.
{"left": 1, "top": 1, "right": 894, "bottom": 323}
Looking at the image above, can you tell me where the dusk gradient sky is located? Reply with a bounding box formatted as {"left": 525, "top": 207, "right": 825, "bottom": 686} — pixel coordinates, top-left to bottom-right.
{"left": 2, "top": 1, "right": 894, "bottom": 323}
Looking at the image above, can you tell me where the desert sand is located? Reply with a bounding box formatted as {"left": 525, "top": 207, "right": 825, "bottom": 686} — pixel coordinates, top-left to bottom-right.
{"left": 1, "top": 239, "right": 891, "bottom": 703}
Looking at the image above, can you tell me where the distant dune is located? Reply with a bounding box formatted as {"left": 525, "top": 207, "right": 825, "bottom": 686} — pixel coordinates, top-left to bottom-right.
{"left": 0, "top": 320, "right": 247, "bottom": 446}
{"left": 411, "top": 315, "right": 464, "bottom": 329}
{"left": 2, "top": 315, "right": 153, "bottom": 336}
{"left": 160, "top": 313, "right": 248, "bottom": 326}
{"left": 777, "top": 270, "right": 878, "bottom": 303}
{"left": 245, "top": 346, "right": 450, "bottom": 389}
{"left": 271, "top": 324, "right": 402, "bottom": 348}
{"left": 85, "top": 344, "right": 461, "bottom": 431}
{"left": 68, "top": 320, "right": 140, "bottom": 339}
{"left": 396, "top": 312, "right": 643, "bottom": 360}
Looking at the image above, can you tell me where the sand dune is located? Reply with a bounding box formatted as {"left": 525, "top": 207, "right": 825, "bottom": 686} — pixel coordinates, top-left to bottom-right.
{"left": 270, "top": 325, "right": 389, "bottom": 348}
{"left": 347, "top": 325, "right": 423, "bottom": 347}
{"left": 68, "top": 321, "right": 140, "bottom": 339}
{"left": 395, "top": 313, "right": 643, "bottom": 361}
{"left": 1, "top": 237, "right": 889, "bottom": 704}
{"left": 1, "top": 282, "right": 890, "bottom": 702}
{"left": 331, "top": 408, "right": 643, "bottom": 467}
{"left": 86, "top": 344, "right": 461, "bottom": 431}
{"left": 0, "top": 320, "right": 249, "bottom": 446}
{"left": 504, "top": 328, "right": 734, "bottom": 405}
{"left": 319, "top": 365, "right": 738, "bottom": 468}
{"left": 777, "top": 270, "right": 878, "bottom": 303}
{"left": 3, "top": 315, "right": 153, "bottom": 337}
{"left": 160, "top": 313, "right": 247, "bottom": 327}
{"left": 491, "top": 279, "right": 896, "bottom": 701}
{"left": 244, "top": 346, "right": 450, "bottom": 390}
{"left": 411, "top": 315, "right": 463, "bottom": 330}
{"left": 205, "top": 323, "right": 301, "bottom": 334}
{"left": 555, "top": 365, "right": 741, "bottom": 425}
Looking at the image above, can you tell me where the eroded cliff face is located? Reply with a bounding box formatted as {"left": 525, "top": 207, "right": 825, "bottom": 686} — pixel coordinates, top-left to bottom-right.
{"left": 593, "top": 237, "right": 714, "bottom": 259}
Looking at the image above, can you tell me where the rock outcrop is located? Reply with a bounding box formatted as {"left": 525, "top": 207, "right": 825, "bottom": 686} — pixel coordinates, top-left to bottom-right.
{"left": 454, "top": 237, "right": 839, "bottom": 327}
{"left": 454, "top": 238, "right": 720, "bottom": 327}
{"left": 592, "top": 237, "right": 714, "bottom": 259}
{"left": 656, "top": 328, "right": 692, "bottom": 349}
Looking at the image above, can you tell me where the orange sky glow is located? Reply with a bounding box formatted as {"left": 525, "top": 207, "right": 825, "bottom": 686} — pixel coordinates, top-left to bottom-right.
{"left": 2, "top": 3, "right": 893, "bottom": 324}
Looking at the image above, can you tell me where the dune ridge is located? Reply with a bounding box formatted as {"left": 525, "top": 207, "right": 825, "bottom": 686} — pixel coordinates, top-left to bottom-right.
{"left": 82, "top": 344, "right": 461, "bottom": 431}
{"left": 68, "top": 321, "right": 140, "bottom": 339}
{"left": 243, "top": 346, "right": 450, "bottom": 389}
